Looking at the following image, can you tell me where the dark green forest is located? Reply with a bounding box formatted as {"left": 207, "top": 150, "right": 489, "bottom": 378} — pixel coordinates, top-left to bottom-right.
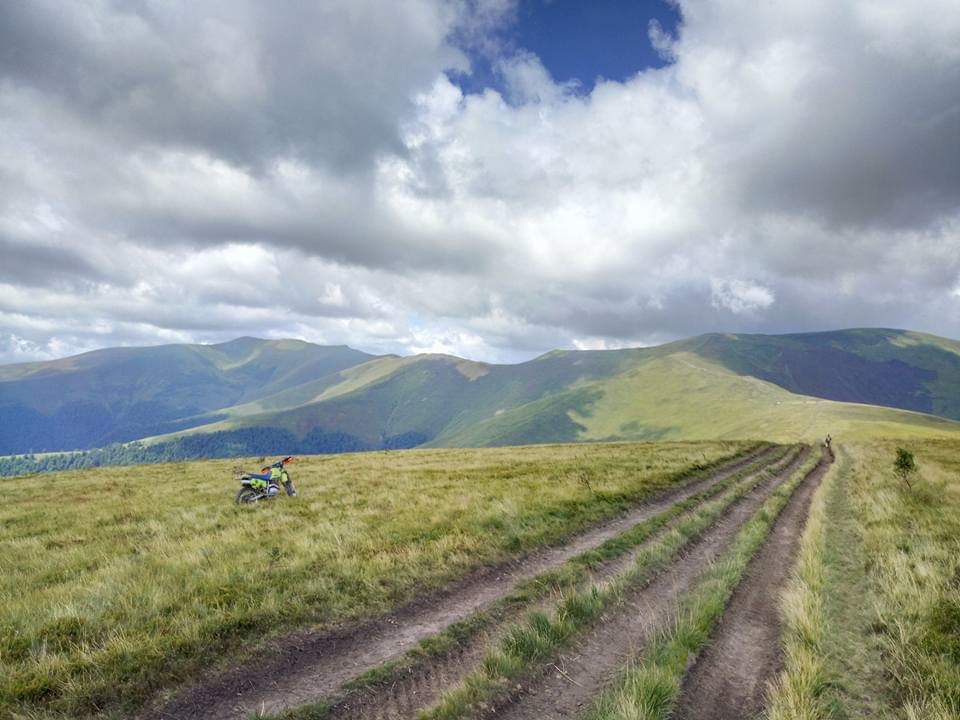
{"left": 0, "top": 426, "right": 427, "bottom": 478}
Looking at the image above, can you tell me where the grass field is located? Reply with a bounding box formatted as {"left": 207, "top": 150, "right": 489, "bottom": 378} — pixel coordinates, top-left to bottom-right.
{"left": 437, "top": 354, "right": 960, "bottom": 447}
{"left": 767, "top": 439, "right": 960, "bottom": 719}
{"left": 568, "top": 354, "right": 960, "bottom": 443}
{"left": 6, "top": 436, "right": 958, "bottom": 720}
{"left": 0, "top": 440, "right": 748, "bottom": 719}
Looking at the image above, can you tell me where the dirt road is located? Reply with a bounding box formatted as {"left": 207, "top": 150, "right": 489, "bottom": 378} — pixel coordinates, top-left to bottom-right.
{"left": 673, "top": 447, "right": 833, "bottom": 720}
{"left": 147, "top": 446, "right": 778, "bottom": 720}
{"left": 479, "top": 447, "right": 819, "bottom": 720}
{"left": 324, "top": 448, "right": 801, "bottom": 720}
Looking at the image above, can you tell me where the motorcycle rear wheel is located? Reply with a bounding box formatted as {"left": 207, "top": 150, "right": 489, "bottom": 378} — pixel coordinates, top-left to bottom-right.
{"left": 235, "top": 487, "right": 263, "bottom": 504}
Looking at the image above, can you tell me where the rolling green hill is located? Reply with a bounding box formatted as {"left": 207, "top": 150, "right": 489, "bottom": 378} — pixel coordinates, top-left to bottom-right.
{"left": 0, "top": 338, "right": 372, "bottom": 453}
{"left": 140, "top": 330, "right": 960, "bottom": 458}
{"left": 3, "top": 328, "right": 960, "bottom": 466}
{"left": 679, "top": 329, "right": 960, "bottom": 420}
{"left": 147, "top": 348, "right": 643, "bottom": 448}
{"left": 436, "top": 353, "right": 960, "bottom": 446}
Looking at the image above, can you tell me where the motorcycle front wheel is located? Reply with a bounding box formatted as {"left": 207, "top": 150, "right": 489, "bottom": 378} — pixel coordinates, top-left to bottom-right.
{"left": 235, "top": 487, "right": 263, "bottom": 504}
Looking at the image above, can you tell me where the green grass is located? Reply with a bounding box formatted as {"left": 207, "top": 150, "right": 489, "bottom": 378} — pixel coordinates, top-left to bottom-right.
{"left": 768, "top": 440, "right": 960, "bottom": 719}
{"left": 270, "top": 446, "right": 790, "bottom": 720}
{"left": 0, "top": 440, "right": 749, "bottom": 719}
{"left": 582, "top": 449, "right": 822, "bottom": 720}
{"left": 439, "top": 354, "right": 960, "bottom": 448}
{"left": 569, "top": 354, "right": 960, "bottom": 443}
{"left": 151, "top": 331, "right": 960, "bottom": 456}
{"left": 765, "top": 446, "right": 896, "bottom": 720}
{"left": 413, "top": 446, "right": 804, "bottom": 720}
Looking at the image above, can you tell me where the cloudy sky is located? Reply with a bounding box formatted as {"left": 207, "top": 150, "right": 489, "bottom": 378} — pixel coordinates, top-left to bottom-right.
{"left": 1, "top": 0, "right": 958, "bottom": 364}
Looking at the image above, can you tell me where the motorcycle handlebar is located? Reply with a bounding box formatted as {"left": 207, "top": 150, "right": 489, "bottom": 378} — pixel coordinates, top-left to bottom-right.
{"left": 260, "top": 456, "right": 295, "bottom": 472}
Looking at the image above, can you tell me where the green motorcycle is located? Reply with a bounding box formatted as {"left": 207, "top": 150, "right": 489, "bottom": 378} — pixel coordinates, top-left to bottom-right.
{"left": 235, "top": 456, "right": 297, "bottom": 504}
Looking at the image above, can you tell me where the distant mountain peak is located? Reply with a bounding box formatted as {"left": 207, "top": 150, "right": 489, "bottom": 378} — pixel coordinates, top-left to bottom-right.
{"left": 2, "top": 328, "right": 959, "bottom": 458}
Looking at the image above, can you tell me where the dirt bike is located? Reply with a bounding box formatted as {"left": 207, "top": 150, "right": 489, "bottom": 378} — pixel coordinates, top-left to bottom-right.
{"left": 235, "top": 456, "right": 297, "bottom": 504}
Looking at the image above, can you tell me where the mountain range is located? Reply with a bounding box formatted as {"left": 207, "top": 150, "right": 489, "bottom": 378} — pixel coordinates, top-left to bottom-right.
{"left": 2, "top": 328, "right": 960, "bottom": 460}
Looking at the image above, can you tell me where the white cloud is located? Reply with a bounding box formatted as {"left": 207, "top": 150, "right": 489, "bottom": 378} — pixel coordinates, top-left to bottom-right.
{"left": 647, "top": 19, "right": 677, "bottom": 61}
{"left": 710, "top": 279, "right": 776, "bottom": 315}
{"left": 405, "top": 327, "right": 491, "bottom": 357}
{"left": 573, "top": 336, "right": 654, "bottom": 351}
{"left": 1, "top": 0, "right": 959, "bottom": 364}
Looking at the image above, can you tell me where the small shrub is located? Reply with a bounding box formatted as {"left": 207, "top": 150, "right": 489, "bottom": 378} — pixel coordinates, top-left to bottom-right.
{"left": 893, "top": 448, "right": 917, "bottom": 490}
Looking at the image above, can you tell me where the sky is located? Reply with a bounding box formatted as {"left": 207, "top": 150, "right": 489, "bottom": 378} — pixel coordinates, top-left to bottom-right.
{"left": 0, "top": 0, "right": 958, "bottom": 365}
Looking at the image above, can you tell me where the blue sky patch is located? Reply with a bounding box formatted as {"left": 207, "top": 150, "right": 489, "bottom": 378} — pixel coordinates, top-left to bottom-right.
{"left": 454, "top": 0, "right": 681, "bottom": 95}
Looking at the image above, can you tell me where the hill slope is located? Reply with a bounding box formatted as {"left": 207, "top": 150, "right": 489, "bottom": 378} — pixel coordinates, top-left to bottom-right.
{"left": 682, "top": 329, "right": 960, "bottom": 420}
{"left": 147, "top": 348, "right": 643, "bottom": 448}
{"left": 3, "top": 328, "right": 960, "bottom": 460}
{"left": 436, "top": 353, "right": 960, "bottom": 446}
{"left": 0, "top": 339, "right": 373, "bottom": 453}
{"left": 175, "top": 329, "right": 960, "bottom": 446}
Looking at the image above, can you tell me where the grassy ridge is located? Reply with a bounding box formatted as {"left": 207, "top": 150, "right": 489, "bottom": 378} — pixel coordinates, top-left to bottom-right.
{"left": 444, "top": 353, "right": 960, "bottom": 447}
{"left": 192, "top": 330, "right": 960, "bottom": 448}
{"left": 689, "top": 329, "right": 960, "bottom": 421}
{"left": 142, "top": 332, "right": 960, "bottom": 455}
{"left": 5, "top": 329, "right": 960, "bottom": 461}
{"left": 7, "top": 331, "right": 960, "bottom": 474}
{"left": 0, "top": 339, "right": 373, "bottom": 454}
{"left": 768, "top": 440, "right": 960, "bottom": 719}
{"left": 0, "top": 441, "right": 747, "bottom": 719}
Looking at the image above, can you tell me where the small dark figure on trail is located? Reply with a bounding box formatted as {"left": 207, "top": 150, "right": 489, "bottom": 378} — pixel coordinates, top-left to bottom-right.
{"left": 893, "top": 448, "right": 917, "bottom": 490}
{"left": 823, "top": 434, "right": 832, "bottom": 450}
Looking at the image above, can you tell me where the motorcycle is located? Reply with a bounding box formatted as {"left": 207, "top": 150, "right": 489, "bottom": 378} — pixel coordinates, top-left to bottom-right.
{"left": 235, "top": 456, "right": 297, "bottom": 504}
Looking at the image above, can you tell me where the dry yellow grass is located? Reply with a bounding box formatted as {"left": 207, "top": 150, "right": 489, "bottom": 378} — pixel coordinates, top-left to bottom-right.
{"left": 0, "top": 440, "right": 746, "bottom": 719}
{"left": 766, "top": 439, "right": 960, "bottom": 719}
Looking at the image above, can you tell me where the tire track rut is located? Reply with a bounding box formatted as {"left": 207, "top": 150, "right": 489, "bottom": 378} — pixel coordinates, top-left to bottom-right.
{"left": 476, "top": 446, "right": 814, "bottom": 720}
{"left": 322, "top": 448, "right": 800, "bottom": 720}
{"left": 672, "top": 447, "right": 833, "bottom": 720}
{"left": 146, "top": 447, "right": 776, "bottom": 720}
